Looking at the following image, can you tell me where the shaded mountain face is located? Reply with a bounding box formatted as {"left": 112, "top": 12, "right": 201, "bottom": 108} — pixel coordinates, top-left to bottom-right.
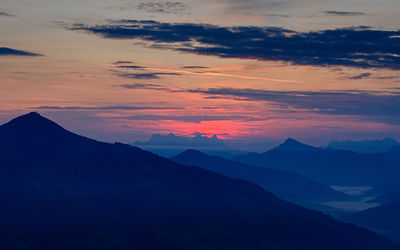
{"left": 368, "top": 191, "right": 400, "bottom": 206}
{"left": 232, "top": 138, "right": 400, "bottom": 186}
{"left": 366, "top": 178, "right": 400, "bottom": 206}
{"left": 0, "top": 113, "right": 397, "bottom": 250}
{"left": 368, "top": 178, "right": 400, "bottom": 196}
{"left": 171, "top": 149, "right": 349, "bottom": 208}
{"left": 382, "top": 146, "right": 400, "bottom": 163}
{"left": 343, "top": 201, "right": 400, "bottom": 243}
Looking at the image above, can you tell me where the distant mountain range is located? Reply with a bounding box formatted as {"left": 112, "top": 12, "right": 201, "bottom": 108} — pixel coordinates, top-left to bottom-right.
{"left": 171, "top": 149, "right": 350, "bottom": 209}
{"left": 0, "top": 112, "right": 397, "bottom": 250}
{"left": 327, "top": 138, "right": 399, "bottom": 154}
{"left": 232, "top": 138, "right": 400, "bottom": 186}
{"left": 135, "top": 132, "right": 226, "bottom": 148}
{"left": 133, "top": 132, "right": 246, "bottom": 157}
{"left": 134, "top": 133, "right": 400, "bottom": 158}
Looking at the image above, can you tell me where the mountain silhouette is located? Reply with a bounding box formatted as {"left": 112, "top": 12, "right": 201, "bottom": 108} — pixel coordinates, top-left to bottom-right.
{"left": 0, "top": 113, "right": 397, "bottom": 250}
{"left": 232, "top": 138, "right": 400, "bottom": 186}
{"left": 328, "top": 138, "right": 399, "bottom": 154}
{"left": 171, "top": 149, "right": 349, "bottom": 208}
{"left": 274, "top": 138, "right": 318, "bottom": 151}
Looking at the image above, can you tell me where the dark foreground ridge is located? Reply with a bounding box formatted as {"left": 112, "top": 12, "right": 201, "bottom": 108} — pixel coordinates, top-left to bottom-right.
{"left": 0, "top": 112, "right": 397, "bottom": 250}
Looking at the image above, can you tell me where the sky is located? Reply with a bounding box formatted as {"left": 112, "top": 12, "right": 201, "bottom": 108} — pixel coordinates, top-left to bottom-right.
{"left": 1, "top": 0, "right": 400, "bottom": 147}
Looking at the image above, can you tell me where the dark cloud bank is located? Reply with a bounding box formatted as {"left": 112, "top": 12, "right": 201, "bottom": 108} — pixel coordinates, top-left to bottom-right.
{"left": 70, "top": 20, "right": 400, "bottom": 70}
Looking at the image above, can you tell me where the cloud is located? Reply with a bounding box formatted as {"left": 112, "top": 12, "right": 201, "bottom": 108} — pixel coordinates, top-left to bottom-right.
{"left": 0, "top": 9, "right": 15, "bottom": 17}
{"left": 119, "top": 83, "right": 176, "bottom": 91}
{"left": 347, "top": 73, "right": 372, "bottom": 80}
{"left": 116, "top": 82, "right": 400, "bottom": 125}
{"left": 115, "top": 71, "right": 181, "bottom": 79}
{"left": 31, "top": 105, "right": 183, "bottom": 110}
{"left": 187, "top": 87, "right": 400, "bottom": 124}
{"left": 112, "top": 60, "right": 298, "bottom": 83}
{"left": 268, "top": 13, "right": 290, "bottom": 18}
{"left": 113, "top": 61, "right": 134, "bottom": 64}
{"left": 70, "top": 20, "right": 400, "bottom": 70}
{"left": 323, "top": 11, "right": 366, "bottom": 16}
{"left": 110, "top": 61, "right": 181, "bottom": 79}
{"left": 137, "top": 2, "right": 189, "bottom": 14}
{"left": 219, "top": 0, "right": 292, "bottom": 13}
{"left": 346, "top": 73, "right": 399, "bottom": 80}
{"left": 114, "top": 114, "right": 265, "bottom": 123}
{"left": 120, "top": 83, "right": 163, "bottom": 89}
{"left": 0, "top": 47, "right": 42, "bottom": 56}
{"left": 181, "top": 66, "right": 210, "bottom": 69}
{"left": 116, "top": 65, "right": 146, "bottom": 70}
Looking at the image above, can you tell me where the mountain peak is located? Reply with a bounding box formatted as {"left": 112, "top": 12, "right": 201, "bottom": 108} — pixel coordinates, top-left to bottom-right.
{"left": 283, "top": 138, "right": 301, "bottom": 145}
{"left": 14, "top": 112, "right": 46, "bottom": 122}
{"left": 2, "top": 112, "right": 62, "bottom": 131}
{"left": 275, "top": 138, "right": 316, "bottom": 151}
{"left": 26, "top": 111, "right": 41, "bottom": 117}
{"left": 0, "top": 112, "right": 86, "bottom": 148}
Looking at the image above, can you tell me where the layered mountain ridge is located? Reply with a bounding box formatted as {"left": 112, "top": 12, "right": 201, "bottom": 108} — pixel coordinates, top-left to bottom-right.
{"left": 0, "top": 112, "right": 397, "bottom": 250}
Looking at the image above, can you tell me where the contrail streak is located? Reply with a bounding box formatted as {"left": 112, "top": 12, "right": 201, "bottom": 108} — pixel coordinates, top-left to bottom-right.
{"left": 101, "top": 63, "right": 301, "bottom": 83}
{"left": 145, "top": 67, "right": 301, "bottom": 83}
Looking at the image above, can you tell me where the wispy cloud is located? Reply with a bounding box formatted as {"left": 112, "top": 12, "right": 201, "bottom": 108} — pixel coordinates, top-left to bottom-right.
{"left": 219, "top": 0, "right": 293, "bottom": 14}
{"left": 70, "top": 20, "right": 400, "bottom": 70}
{"left": 346, "top": 73, "right": 399, "bottom": 80}
{"left": 113, "top": 61, "right": 135, "bottom": 65}
{"left": 346, "top": 73, "right": 372, "bottom": 80}
{"left": 119, "top": 83, "right": 177, "bottom": 91}
{"left": 113, "top": 114, "right": 265, "bottom": 123}
{"left": 0, "top": 47, "right": 42, "bottom": 56}
{"left": 31, "top": 105, "right": 184, "bottom": 110}
{"left": 268, "top": 13, "right": 290, "bottom": 18}
{"left": 0, "top": 9, "right": 15, "bottom": 17}
{"left": 181, "top": 66, "right": 210, "bottom": 69}
{"left": 137, "top": 2, "right": 189, "bottom": 14}
{"left": 114, "top": 71, "right": 181, "bottom": 79}
{"left": 111, "top": 60, "right": 299, "bottom": 83}
{"left": 323, "top": 11, "right": 366, "bottom": 16}
{"left": 187, "top": 87, "right": 400, "bottom": 122}
{"left": 116, "top": 80, "right": 400, "bottom": 125}
{"left": 109, "top": 61, "right": 182, "bottom": 80}
{"left": 116, "top": 65, "right": 146, "bottom": 70}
